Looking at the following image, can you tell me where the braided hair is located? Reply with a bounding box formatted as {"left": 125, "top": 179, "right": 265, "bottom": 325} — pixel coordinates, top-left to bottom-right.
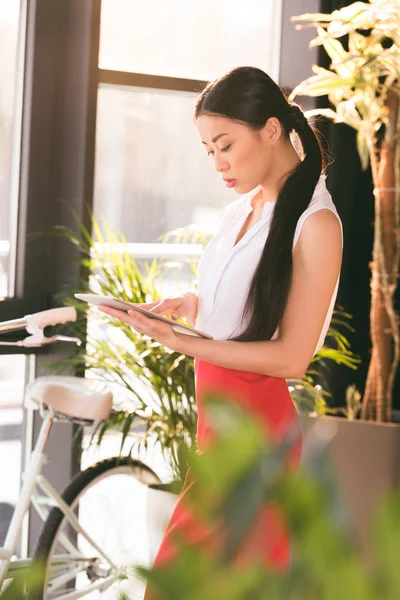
{"left": 194, "top": 66, "right": 324, "bottom": 342}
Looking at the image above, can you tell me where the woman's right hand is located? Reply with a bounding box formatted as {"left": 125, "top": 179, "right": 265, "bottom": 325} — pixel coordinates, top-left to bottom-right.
{"left": 135, "top": 292, "right": 198, "bottom": 326}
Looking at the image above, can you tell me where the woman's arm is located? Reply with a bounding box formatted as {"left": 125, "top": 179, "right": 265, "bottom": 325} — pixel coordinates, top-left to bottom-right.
{"left": 99, "top": 210, "right": 342, "bottom": 380}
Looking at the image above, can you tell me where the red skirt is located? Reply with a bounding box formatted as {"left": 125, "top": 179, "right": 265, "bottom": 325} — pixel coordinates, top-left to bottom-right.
{"left": 144, "top": 359, "right": 302, "bottom": 599}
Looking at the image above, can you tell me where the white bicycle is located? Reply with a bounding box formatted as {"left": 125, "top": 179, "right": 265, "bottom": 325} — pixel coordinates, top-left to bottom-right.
{"left": 0, "top": 307, "right": 166, "bottom": 600}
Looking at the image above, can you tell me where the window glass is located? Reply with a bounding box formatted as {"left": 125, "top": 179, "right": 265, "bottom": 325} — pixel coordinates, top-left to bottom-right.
{"left": 99, "top": 0, "right": 282, "bottom": 81}
{"left": 94, "top": 84, "right": 233, "bottom": 244}
{"left": 0, "top": 355, "right": 26, "bottom": 545}
{"left": 0, "top": 0, "right": 24, "bottom": 298}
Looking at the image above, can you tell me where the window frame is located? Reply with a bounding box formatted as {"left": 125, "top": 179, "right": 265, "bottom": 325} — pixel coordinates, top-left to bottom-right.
{"left": 0, "top": 0, "right": 101, "bottom": 352}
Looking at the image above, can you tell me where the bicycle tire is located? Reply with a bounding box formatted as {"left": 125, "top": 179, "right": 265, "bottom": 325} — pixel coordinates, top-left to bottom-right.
{"left": 28, "top": 456, "right": 163, "bottom": 600}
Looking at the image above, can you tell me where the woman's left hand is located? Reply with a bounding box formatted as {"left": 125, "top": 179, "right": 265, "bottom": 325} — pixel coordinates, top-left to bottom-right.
{"left": 98, "top": 304, "right": 183, "bottom": 352}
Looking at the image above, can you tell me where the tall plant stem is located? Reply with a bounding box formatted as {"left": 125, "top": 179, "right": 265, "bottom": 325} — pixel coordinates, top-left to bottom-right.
{"left": 361, "top": 90, "right": 400, "bottom": 421}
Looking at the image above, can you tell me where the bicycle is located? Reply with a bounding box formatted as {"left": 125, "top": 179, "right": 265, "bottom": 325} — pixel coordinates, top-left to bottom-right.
{"left": 0, "top": 306, "right": 172, "bottom": 599}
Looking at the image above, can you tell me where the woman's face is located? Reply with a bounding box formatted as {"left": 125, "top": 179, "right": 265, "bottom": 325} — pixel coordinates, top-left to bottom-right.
{"left": 196, "top": 113, "right": 281, "bottom": 194}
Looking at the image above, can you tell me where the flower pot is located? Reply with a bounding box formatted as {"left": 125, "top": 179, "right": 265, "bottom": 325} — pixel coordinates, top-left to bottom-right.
{"left": 304, "top": 416, "right": 400, "bottom": 562}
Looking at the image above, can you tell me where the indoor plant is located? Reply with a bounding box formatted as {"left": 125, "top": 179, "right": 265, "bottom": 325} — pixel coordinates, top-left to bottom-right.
{"left": 290, "top": 0, "right": 400, "bottom": 422}
{"left": 289, "top": 0, "right": 400, "bottom": 557}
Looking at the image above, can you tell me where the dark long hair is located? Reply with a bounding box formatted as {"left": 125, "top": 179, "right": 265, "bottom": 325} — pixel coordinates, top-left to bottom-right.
{"left": 194, "top": 66, "right": 324, "bottom": 342}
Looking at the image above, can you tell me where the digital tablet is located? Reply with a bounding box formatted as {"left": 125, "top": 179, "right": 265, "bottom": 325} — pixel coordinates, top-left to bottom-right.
{"left": 74, "top": 293, "right": 213, "bottom": 339}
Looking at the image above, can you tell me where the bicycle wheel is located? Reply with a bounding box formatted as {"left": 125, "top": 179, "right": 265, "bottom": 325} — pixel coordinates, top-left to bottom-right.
{"left": 29, "top": 456, "right": 165, "bottom": 600}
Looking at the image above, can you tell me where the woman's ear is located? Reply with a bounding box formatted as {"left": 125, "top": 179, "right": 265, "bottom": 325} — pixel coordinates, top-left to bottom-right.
{"left": 262, "top": 117, "right": 282, "bottom": 146}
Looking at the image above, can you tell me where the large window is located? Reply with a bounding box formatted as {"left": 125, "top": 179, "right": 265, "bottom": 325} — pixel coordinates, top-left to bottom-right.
{"left": 0, "top": 0, "right": 104, "bottom": 557}
{"left": 95, "top": 0, "right": 283, "bottom": 243}
{"left": 0, "top": 0, "right": 27, "bottom": 548}
{"left": 0, "top": 0, "right": 25, "bottom": 298}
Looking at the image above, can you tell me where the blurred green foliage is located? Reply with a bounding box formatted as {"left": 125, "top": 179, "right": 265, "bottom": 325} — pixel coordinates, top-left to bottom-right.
{"left": 2, "top": 398, "right": 399, "bottom": 599}
{"left": 138, "top": 395, "right": 400, "bottom": 600}
{"left": 0, "top": 561, "right": 44, "bottom": 599}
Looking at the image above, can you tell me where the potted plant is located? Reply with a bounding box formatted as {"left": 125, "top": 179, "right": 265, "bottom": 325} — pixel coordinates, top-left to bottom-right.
{"left": 289, "top": 0, "right": 400, "bottom": 558}
{"left": 41, "top": 217, "right": 205, "bottom": 560}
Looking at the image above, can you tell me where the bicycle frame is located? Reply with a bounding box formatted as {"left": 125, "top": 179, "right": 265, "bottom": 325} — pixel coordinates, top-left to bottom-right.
{"left": 0, "top": 307, "right": 132, "bottom": 598}
{"left": 0, "top": 415, "right": 121, "bottom": 598}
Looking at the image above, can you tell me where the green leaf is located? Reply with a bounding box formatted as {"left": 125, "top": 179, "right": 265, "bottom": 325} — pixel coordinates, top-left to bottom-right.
{"left": 304, "top": 108, "right": 338, "bottom": 122}
{"left": 289, "top": 74, "right": 354, "bottom": 101}
{"left": 316, "top": 27, "right": 354, "bottom": 78}
{"left": 356, "top": 130, "right": 370, "bottom": 170}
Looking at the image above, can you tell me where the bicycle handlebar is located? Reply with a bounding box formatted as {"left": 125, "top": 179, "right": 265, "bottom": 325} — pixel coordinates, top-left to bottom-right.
{"left": 0, "top": 307, "right": 77, "bottom": 334}
{"left": 26, "top": 307, "right": 77, "bottom": 332}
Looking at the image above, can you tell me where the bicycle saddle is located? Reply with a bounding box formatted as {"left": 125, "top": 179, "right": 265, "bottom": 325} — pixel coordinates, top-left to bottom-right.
{"left": 24, "top": 376, "right": 113, "bottom": 421}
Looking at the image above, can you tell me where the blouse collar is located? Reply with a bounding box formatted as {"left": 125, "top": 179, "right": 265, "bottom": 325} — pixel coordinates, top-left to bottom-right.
{"left": 245, "top": 185, "right": 276, "bottom": 219}
{"left": 245, "top": 173, "right": 327, "bottom": 218}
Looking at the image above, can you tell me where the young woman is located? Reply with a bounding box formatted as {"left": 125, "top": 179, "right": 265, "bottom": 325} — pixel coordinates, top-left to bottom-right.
{"left": 99, "top": 66, "right": 343, "bottom": 593}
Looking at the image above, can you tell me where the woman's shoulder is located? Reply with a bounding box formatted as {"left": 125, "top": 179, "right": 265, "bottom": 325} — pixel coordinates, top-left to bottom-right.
{"left": 293, "top": 175, "right": 343, "bottom": 249}
{"left": 305, "top": 174, "right": 340, "bottom": 216}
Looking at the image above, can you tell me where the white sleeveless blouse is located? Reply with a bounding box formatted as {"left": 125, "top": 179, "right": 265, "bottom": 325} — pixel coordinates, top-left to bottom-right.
{"left": 194, "top": 174, "right": 343, "bottom": 356}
